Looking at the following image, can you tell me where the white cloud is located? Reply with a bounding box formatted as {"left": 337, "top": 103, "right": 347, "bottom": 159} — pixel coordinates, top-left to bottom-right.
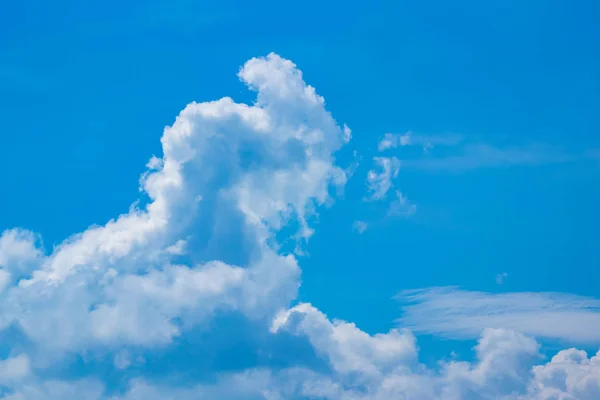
{"left": 530, "top": 348, "right": 600, "bottom": 399}
{"left": 0, "top": 355, "right": 31, "bottom": 384}
{"left": 0, "top": 229, "right": 42, "bottom": 275}
{"left": 496, "top": 272, "right": 508, "bottom": 284}
{"left": 388, "top": 190, "right": 416, "bottom": 217}
{"left": 353, "top": 221, "right": 368, "bottom": 234}
{"left": 0, "top": 53, "right": 347, "bottom": 358}
{"left": 378, "top": 132, "right": 411, "bottom": 151}
{"left": 1, "top": 324, "right": 598, "bottom": 399}
{"left": 397, "top": 287, "right": 600, "bottom": 344}
{"left": 378, "top": 132, "right": 463, "bottom": 152}
{"left": 0, "top": 53, "right": 598, "bottom": 400}
{"left": 366, "top": 148, "right": 416, "bottom": 218}
{"left": 1, "top": 379, "right": 105, "bottom": 400}
{"left": 267, "top": 307, "right": 592, "bottom": 400}
{"left": 400, "top": 143, "right": 591, "bottom": 172}
{"left": 365, "top": 156, "right": 400, "bottom": 201}
{"left": 271, "top": 303, "right": 418, "bottom": 377}
{"left": 343, "top": 124, "right": 352, "bottom": 143}
{"left": 377, "top": 132, "right": 599, "bottom": 173}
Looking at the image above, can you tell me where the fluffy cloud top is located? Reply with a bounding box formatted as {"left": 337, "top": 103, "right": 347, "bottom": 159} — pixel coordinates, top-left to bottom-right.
{"left": 0, "top": 53, "right": 597, "bottom": 399}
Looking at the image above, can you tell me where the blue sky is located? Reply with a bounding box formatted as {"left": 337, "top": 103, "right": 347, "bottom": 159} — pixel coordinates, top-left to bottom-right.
{"left": 1, "top": 1, "right": 599, "bottom": 399}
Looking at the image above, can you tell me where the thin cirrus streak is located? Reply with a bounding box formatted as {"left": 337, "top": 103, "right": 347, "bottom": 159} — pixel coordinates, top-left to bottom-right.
{"left": 378, "top": 132, "right": 464, "bottom": 151}
{"left": 378, "top": 133, "right": 600, "bottom": 172}
{"left": 401, "top": 143, "right": 599, "bottom": 171}
{"left": 396, "top": 286, "right": 600, "bottom": 344}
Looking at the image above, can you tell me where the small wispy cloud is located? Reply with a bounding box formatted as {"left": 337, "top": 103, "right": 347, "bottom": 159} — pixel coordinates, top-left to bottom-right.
{"left": 396, "top": 287, "right": 600, "bottom": 344}
{"left": 378, "top": 132, "right": 463, "bottom": 152}
{"left": 388, "top": 191, "right": 417, "bottom": 217}
{"left": 378, "top": 132, "right": 411, "bottom": 151}
{"left": 377, "top": 131, "right": 464, "bottom": 151}
{"left": 352, "top": 221, "right": 368, "bottom": 234}
{"left": 401, "top": 143, "right": 590, "bottom": 172}
{"left": 496, "top": 272, "right": 508, "bottom": 285}
{"left": 365, "top": 156, "right": 400, "bottom": 201}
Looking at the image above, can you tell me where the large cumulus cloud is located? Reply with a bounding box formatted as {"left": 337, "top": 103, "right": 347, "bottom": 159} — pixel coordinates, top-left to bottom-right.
{"left": 0, "top": 53, "right": 597, "bottom": 399}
